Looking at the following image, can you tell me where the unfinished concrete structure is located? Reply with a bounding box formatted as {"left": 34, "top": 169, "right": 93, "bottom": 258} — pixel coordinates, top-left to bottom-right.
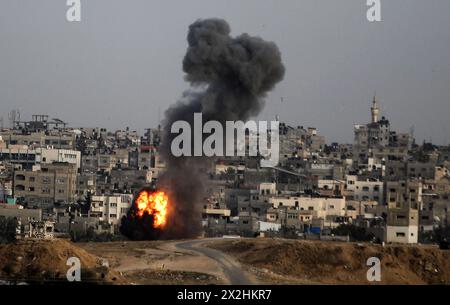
{"left": 386, "top": 180, "right": 421, "bottom": 243}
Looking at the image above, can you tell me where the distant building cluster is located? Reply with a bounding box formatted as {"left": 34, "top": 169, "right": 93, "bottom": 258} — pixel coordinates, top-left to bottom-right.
{"left": 0, "top": 98, "right": 449, "bottom": 243}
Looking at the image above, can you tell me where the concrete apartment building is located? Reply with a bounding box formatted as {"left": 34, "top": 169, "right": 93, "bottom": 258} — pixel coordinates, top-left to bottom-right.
{"left": 385, "top": 160, "right": 437, "bottom": 181}
{"left": 81, "top": 153, "right": 118, "bottom": 173}
{"left": 278, "top": 124, "right": 325, "bottom": 160}
{"left": 371, "top": 146, "right": 408, "bottom": 164}
{"left": 422, "top": 175, "right": 450, "bottom": 231}
{"left": 258, "top": 182, "right": 277, "bottom": 196}
{"left": 353, "top": 98, "right": 390, "bottom": 166}
{"left": 386, "top": 180, "right": 421, "bottom": 243}
{"left": 268, "top": 195, "right": 346, "bottom": 222}
{"left": 0, "top": 204, "right": 42, "bottom": 224}
{"left": 0, "top": 129, "right": 76, "bottom": 150}
{"left": 352, "top": 97, "right": 410, "bottom": 170}
{"left": 0, "top": 146, "right": 80, "bottom": 170}
{"left": 76, "top": 173, "right": 96, "bottom": 197}
{"left": 316, "top": 179, "right": 346, "bottom": 197}
{"left": 0, "top": 146, "right": 38, "bottom": 170}
{"left": 37, "top": 148, "right": 81, "bottom": 169}
{"left": 110, "top": 169, "right": 153, "bottom": 192}
{"left": 237, "top": 194, "right": 273, "bottom": 235}
{"left": 345, "top": 200, "right": 384, "bottom": 219}
{"left": 202, "top": 201, "right": 232, "bottom": 234}
{"left": 89, "top": 194, "right": 133, "bottom": 231}
{"left": 13, "top": 162, "right": 77, "bottom": 208}
{"left": 114, "top": 129, "right": 140, "bottom": 148}
{"left": 266, "top": 206, "right": 314, "bottom": 229}
{"left": 345, "top": 175, "right": 384, "bottom": 204}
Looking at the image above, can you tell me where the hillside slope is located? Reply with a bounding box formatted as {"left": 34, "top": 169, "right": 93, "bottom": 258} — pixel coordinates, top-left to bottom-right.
{"left": 208, "top": 238, "right": 450, "bottom": 284}
{"left": 0, "top": 239, "right": 123, "bottom": 284}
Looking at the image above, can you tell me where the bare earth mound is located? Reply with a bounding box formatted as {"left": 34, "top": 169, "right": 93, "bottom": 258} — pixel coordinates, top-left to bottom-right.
{"left": 78, "top": 241, "right": 225, "bottom": 285}
{"left": 0, "top": 239, "right": 123, "bottom": 284}
{"left": 208, "top": 238, "right": 450, "bottom": 284}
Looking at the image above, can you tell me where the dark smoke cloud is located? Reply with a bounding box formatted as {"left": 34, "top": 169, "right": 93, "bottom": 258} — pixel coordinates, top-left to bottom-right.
{"left": 183, "top": 18, "right": 285, "bottom": 120}
{"left": 140, "top": 18, "right": 285, "bottom": 239}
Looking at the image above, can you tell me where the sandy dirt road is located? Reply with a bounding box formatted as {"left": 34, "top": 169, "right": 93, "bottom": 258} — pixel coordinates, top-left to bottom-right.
{"left": 173, "top": 239, "right": 254, "bottom": 285}
{"left": 79, "top": 238, "right": 256, "bottom": 284}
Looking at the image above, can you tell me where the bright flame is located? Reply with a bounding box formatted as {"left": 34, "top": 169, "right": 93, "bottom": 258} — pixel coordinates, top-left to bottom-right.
{"left": 135, "top": 190, "right": 169, "bottom": 228}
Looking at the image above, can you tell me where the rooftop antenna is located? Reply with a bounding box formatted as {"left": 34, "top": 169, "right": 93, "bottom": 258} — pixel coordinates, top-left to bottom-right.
{"left": 158, "top": 106, "right": 161, "bottom": 126}
{"left": 409, "top": 125, "right": 415, "bottom": 138}
{"left": 276, "top": 96, "right": 284, "bottom": 122}
{"left": 8, "top": 109, "right": 20, "bottom": 129}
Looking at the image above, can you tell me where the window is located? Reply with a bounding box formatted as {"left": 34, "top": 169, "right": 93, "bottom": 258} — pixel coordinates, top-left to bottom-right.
{"left": 16, "top": 174, "right": 26, "bottom": 181}
{"left": 396, "top": 232, "right": 406, "bottom": 237}
{"left": 15, "top": 185, "right": 25, "bottom": 191}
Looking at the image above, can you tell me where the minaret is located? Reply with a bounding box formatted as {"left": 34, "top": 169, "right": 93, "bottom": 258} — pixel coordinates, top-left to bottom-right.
{"left": 371, "top": 94, "right": 380, "bottom": 123}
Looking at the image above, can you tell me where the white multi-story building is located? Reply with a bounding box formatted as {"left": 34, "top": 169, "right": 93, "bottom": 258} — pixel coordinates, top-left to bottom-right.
{"left": 37, "top": 148, "right": 81, "bottom": 169}
{"left": 89, "top": 194, "right": 133, "bottom": 230}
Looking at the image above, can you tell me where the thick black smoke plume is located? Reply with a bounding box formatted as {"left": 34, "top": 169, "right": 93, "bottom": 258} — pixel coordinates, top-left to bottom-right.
{"left": 158, "top": 18, "right": 285, "bottom": 239}
{"left": 121, "top": 18, "right": 285, "bottom": 240}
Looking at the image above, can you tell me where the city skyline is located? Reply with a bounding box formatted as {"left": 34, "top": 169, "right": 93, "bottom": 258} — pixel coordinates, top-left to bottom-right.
{"left": 1, "top": 1, "right": 450, "bottom": 145}
{"left": 0, "top": 2, "right": 449, "bottom": 288}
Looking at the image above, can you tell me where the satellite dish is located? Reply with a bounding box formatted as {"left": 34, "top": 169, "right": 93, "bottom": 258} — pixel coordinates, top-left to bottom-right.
{"left": 433, "top": 216, "right": 441, "bottom": 222}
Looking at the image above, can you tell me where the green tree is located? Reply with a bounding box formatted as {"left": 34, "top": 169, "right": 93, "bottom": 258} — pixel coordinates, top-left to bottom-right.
{"left": 0, "top": 217, "right": 18, "bottom": 244}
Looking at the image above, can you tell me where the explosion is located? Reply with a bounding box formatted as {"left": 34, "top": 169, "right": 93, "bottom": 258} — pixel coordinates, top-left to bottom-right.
{"left": 120, "top": 18, "right": 284, "bottom": 240}
{"left": 135, "top": 190, "right": 169, "bottom": 229}
{"left": 119, "top": 188, "right": 170, "bottom": 240}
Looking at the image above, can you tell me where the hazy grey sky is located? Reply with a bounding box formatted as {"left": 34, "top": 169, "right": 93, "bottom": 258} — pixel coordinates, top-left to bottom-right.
{"left": 1, "top": 0, "right": 450, "bottom": 144}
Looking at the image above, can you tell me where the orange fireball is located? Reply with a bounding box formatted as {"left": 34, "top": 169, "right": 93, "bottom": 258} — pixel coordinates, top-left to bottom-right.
{"left": 135, "top": 190, "right": 169, "bottom": 228}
